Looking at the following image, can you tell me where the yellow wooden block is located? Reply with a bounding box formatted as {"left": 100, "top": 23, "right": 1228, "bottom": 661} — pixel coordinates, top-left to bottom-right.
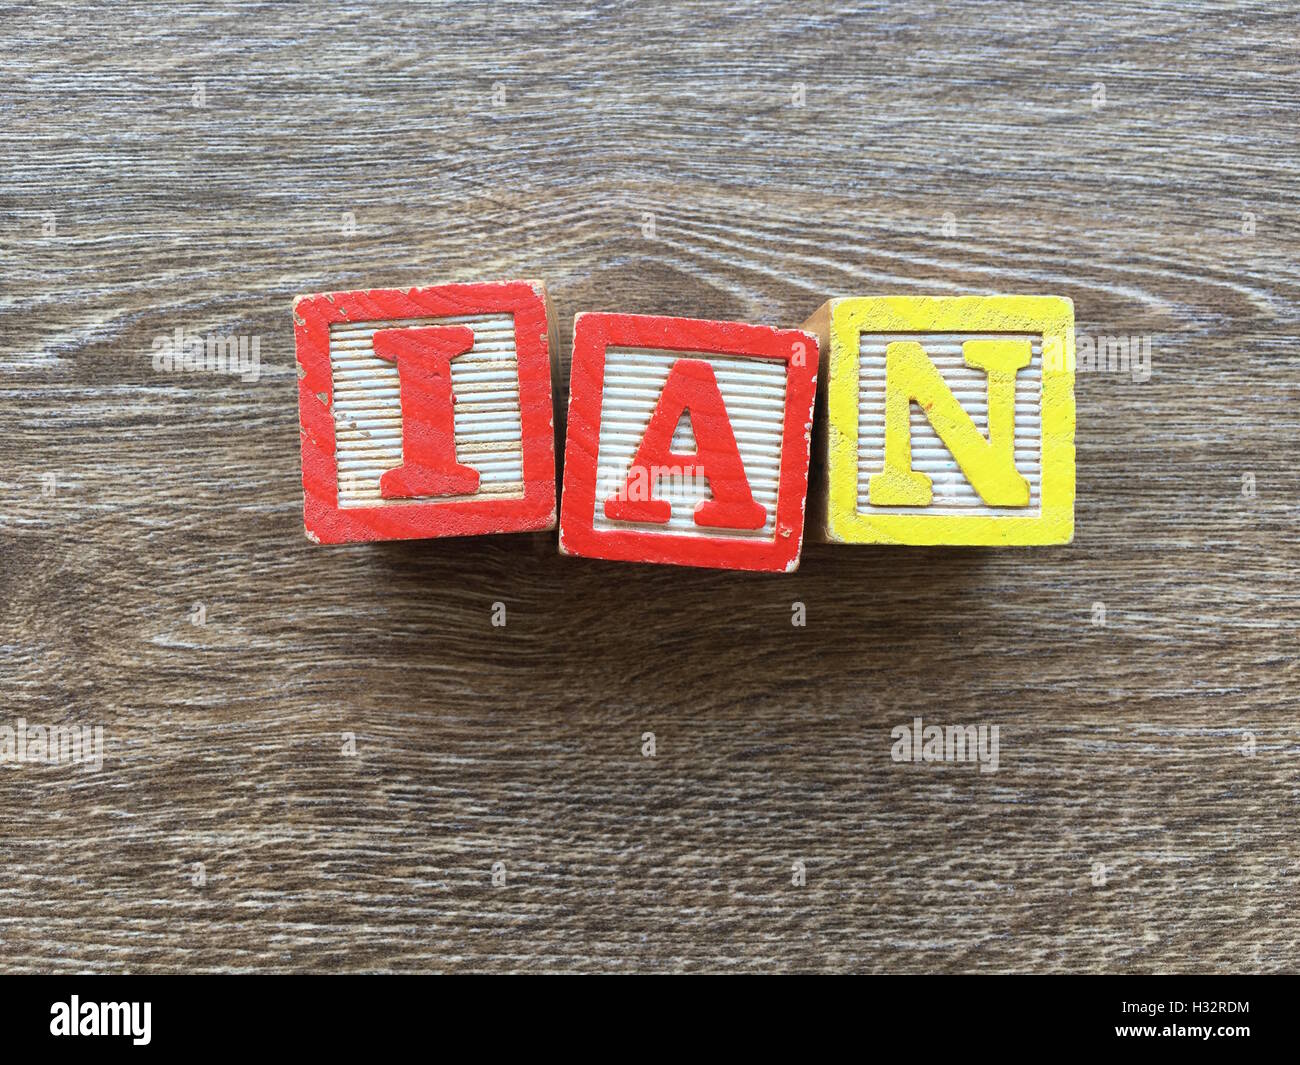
{"left": 802, "top": 295, "right": 1075, "bottom": 546}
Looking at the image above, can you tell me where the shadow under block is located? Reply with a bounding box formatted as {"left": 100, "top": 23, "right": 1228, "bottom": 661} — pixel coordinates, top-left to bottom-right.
{"left": 802, "top": 295, "right": 1075, "bottom": 546}
{"left": 558, "top": 312, "right": 818, "bottom": 572}
{"left": 294, "top": 280, "right": 559, "bottom": 544}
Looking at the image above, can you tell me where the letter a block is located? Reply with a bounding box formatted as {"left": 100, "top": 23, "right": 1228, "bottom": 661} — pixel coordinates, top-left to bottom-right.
{"left": 559, "top": 313, "right": 818, "bottom": 571}
{"left": 803, "top": 295, "right": 1075, "bottom": 546}
{"left": 295, "top": 281, "right": 558, "bottom": 543}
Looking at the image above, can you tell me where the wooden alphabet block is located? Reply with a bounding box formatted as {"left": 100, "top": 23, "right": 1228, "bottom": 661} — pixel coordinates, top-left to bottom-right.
{"left": 294, "top": 280, "right": 558, "bottom": 544}
{"left": 558, "top": 312, "right": 818, "bottom": 572}
{"left": 803, "top": 295, "right": 1075, "bottom": 546}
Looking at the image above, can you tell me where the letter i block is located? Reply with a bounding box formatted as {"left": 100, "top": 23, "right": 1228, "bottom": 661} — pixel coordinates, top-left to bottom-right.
{"left": 559, "top": 313, "right": 818, "bottom": 572}
{"left": 294, "top": 281, "right": 558, "bottom": 543}
{"left": 803, "top": 295, "right": 1076, "bottom": 546}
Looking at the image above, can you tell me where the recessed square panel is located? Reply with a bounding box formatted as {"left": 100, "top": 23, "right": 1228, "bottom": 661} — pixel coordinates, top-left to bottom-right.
{"left": 592, "top": 346, "right": 788, "bottom": 540}
{"left": 856, "top": 331, "right": 1043, "bottom": 518}
{"left": 329, "top": 312, "right": 525, "bottom": 508}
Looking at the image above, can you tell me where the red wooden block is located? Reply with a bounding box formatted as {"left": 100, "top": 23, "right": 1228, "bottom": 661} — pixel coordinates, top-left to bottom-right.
{"left": 294, "top": 280, "right": 557, "bottom": 544}
{"left": 559, "top": 312, "right": 818, "bottom": 572}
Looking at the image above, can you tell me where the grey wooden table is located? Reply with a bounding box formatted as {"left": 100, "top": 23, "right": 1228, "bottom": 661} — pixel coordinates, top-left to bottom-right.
{"left": 1, "top": 1, "right": 1297, "bottom": 972}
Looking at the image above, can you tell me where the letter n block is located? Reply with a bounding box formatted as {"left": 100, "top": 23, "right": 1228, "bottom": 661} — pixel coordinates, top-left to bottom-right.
{"left": 294, "top": 281, "right": 558, "bottom": 543}
{"left": 559, "top": 313, "right": 818, "bottom": 572}
{"left": 803, "top": 295, "right": 1075, "bottom": 546}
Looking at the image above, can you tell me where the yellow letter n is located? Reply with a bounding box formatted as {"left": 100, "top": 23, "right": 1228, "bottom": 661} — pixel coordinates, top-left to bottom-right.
{"left": 868, "top": 339, "right": 1032, "bottom": 508}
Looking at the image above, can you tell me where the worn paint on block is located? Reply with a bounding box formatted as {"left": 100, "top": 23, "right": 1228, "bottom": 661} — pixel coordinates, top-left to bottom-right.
{"left": 559, "top": 313, "right": 818, "bottom": 572}
{"left": 803, "top": 295, "right": 1075, "bottom": 546}
{"left": 294, "top": 280, "right": 558, "bottom": 544}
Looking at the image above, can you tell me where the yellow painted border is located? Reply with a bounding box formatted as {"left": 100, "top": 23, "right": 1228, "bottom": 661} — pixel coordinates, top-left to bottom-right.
{"left": 825, "top": 295, "right": 1075, "bottom": 545}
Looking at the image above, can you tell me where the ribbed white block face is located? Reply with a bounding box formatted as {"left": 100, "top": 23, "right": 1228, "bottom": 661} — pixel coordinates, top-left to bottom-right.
{"left": 328, "top": 313, "right": 524, "bottom": 508}
{"left": 592, "top": 347, "right": 789, "bottom": 540}
{"left": 856, "top": 332, "right": 1043, "bottom": 517}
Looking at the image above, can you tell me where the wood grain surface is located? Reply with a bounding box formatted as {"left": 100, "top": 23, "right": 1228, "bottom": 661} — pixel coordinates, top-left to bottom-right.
{"left": 1, "top": 1, "right": 1297, "bottom": 973}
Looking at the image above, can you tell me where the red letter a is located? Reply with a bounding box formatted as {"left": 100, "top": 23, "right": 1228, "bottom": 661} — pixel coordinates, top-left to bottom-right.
{"left": 604, "top": 358, "right": 765, "bottom": 529}
{"left": 371, "top": 325, "right": 480, "bottom": 499}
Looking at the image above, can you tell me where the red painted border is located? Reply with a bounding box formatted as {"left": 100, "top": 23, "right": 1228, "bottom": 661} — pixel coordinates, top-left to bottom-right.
{"left": 295, "top": 280, "right": 556, "bottom": 544}
{"left": 558, "top": 313, "right": 818, "bottom": 572}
